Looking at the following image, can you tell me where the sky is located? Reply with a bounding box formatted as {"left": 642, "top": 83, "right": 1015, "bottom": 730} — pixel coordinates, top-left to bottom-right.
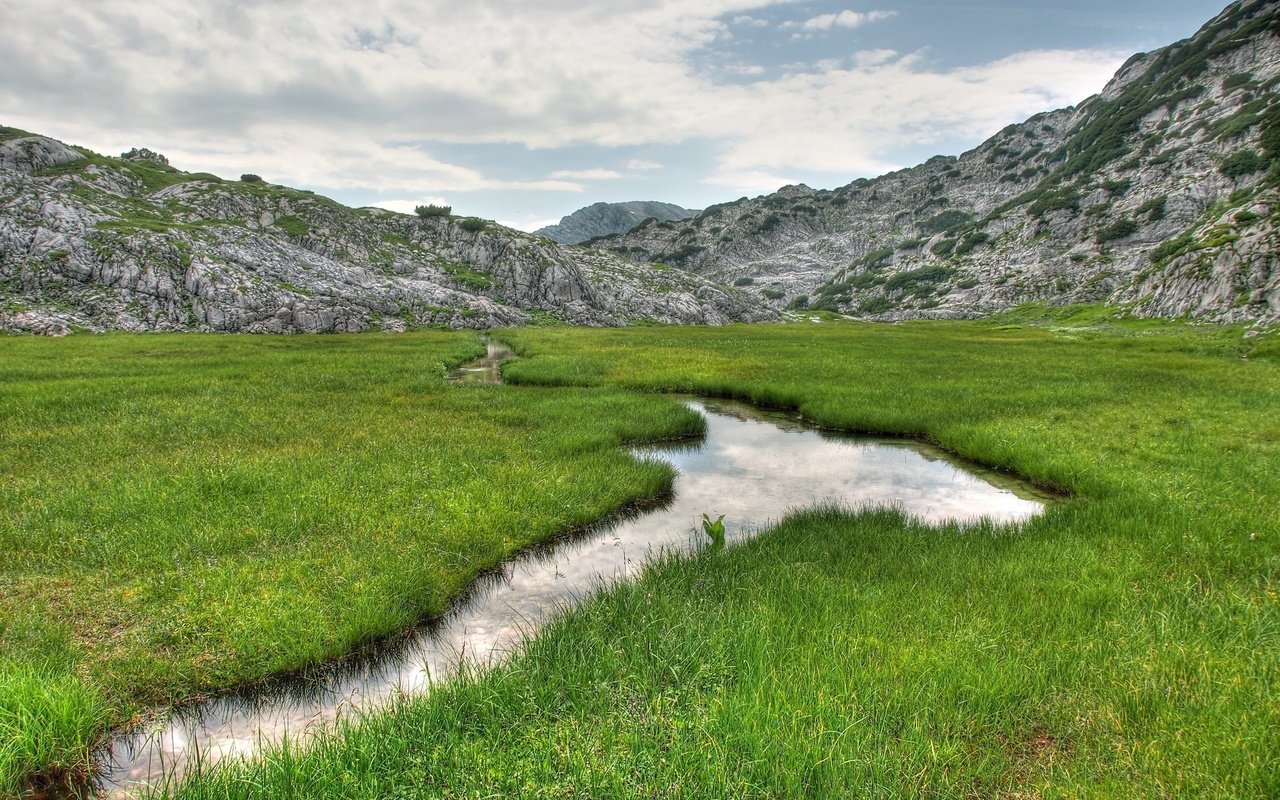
{"left": 1, "top": 0, "right": 1233, "bottom": 231}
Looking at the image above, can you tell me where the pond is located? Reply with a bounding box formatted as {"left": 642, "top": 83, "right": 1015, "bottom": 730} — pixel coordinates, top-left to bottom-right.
{"left": 87, "top": 344, "right": 1048, "bottom": 797}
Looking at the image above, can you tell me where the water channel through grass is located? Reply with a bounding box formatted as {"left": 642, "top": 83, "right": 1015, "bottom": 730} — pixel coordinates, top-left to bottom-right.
{"left": 87, "top": 340, "right": 1046, "bottom": 797}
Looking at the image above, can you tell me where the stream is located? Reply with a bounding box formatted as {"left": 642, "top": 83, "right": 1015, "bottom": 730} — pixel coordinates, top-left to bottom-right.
{"left": 85, "top": 341, "right": 1049, "bottom": 797}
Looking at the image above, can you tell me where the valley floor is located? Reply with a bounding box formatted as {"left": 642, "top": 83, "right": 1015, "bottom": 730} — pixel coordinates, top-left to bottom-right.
{"left": 0, "top": 332, "right": 702, "bottom": 792}
{"left": 2, "top": 314, "right": 1278, "bottom": 797}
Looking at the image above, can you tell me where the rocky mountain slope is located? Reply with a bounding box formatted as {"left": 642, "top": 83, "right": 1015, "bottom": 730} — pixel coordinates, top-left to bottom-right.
{"left": 0, "top": 140, "right": 769, "bottom": 335}
{"left": 593, "top": 0, "right": 1280, "bottom": 326}
{"left": 535, "top": 201, "right": 698, "bottom": 245}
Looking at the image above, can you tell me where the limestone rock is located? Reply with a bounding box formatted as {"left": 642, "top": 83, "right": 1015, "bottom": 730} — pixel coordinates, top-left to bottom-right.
{"left": 592, "top": 0, "right": 1280, "bottom": 327}
{"left": 0, "top": 139, "right": 773, "bottom": 335}
{"left": 0, "top": 136, "right": 84, "bottom": 173}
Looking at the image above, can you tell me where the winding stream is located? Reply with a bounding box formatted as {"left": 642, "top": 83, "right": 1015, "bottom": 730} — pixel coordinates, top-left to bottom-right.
{"left": 86, "top": 341, "right": 1049, "bottom": 797}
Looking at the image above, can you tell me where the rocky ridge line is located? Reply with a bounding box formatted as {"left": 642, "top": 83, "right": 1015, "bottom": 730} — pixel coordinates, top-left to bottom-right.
{"left": 592, "top": 0, "right": 1280, "bottom": 327}
{"left": 0, "top": 138, "right": 771, "bottom": 335}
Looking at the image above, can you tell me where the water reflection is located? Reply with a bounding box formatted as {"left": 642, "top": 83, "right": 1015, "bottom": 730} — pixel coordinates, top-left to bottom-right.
{"left": 91, "top": 397, "right": 1047, "bottom": 797}
{"left": 447, "top": 340, "right": 514, "bottom": 385}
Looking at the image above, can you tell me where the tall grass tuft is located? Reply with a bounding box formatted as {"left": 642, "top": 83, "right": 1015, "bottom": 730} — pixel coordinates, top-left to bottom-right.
{"left": 0, "top": 663, "right": 108, "bottom": 793}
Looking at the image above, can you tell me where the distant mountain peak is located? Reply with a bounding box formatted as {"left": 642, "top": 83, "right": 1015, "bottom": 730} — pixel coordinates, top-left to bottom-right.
{"left": 535, "top": 201, "right": 698, "bottom": 244}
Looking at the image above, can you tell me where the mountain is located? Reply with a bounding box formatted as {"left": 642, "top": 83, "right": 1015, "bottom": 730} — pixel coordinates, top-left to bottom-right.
{"left": 535, "top": 201, "right": 699, "bottom": 245}
{"left": 592, "top": 0, "right": 1280, "bottom": 327}
{"left": 6, "top": 1, "right": 1276, "bottom": 335}
{"left": 0, "top": 139, "right": 770, "bottom": 335}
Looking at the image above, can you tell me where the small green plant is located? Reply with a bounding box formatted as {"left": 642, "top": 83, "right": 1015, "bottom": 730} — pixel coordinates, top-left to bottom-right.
{"left": 1136, "top": 195, "right": 1168, "bottom": 221}
{"left": 1028, "top": 187, "right": 1080, "bottom": 218}
{"left": 239, "top": 173, "right": 264, "bottom": 183}
{"left": 1219, "top": 150, "right": 1267, "bottom": 178}
{"left": 1096, "top": 218, "right": 1139, "bottom": 244}
{"left": 1260, "top": 105, "right": 1280, "bottom": 161}
{"left": 273, "top": 215, "right": 309, "bottom": 237}
{"left": 931, "top": 238, "right": 957, "bottom": 258}
{"left": 1222, "top": 72, "right": 1255, "bottom": 91}
{"left": 860, "top": 247, "right": 894, "bottom": 267}
{"left": 919, "top": 210, "right": 971, "bottom": 235}
{"left": 415, "top": 204, "right": 452, "bottom": 218}
{"left": 666, "top": 244, "right": 705, "bottom": 265}
{"left": 701, "top": 513, "right": 726, "bottom": 551}
{"left": 953, "top": 232, "right": 990, "bottom": 256}
{"left": 458, "top": 217, "right": 487, "bottom": 233}
{"left": 858, "top": 296, "right": 895, "bottom": 314}
{"left": 754, "top": 213, "right": 784, "bottom": 234}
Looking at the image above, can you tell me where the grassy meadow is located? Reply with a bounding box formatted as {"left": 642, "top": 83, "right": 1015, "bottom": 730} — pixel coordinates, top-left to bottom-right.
{"left": 0, "top": 332, "right": 706, "bottom": 792}
{"left": 161, "top": 316, "right": 1280, "bottom": 798}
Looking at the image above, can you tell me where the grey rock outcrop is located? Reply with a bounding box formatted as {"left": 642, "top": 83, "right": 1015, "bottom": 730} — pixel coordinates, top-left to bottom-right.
{"left": 594, "top": 0, "right": 1280, "bottom": 326}
{"left": 0, "top": 128, "right": 772, "bottom": 335}
{"left": 0, "top": 136, "right": 84, "bottom": 172}
{"left": 535, "top": 201, "right": 698, "bottom": 245}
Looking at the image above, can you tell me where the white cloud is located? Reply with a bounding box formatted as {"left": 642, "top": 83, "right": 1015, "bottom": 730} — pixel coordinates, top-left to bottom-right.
{"left": 854, "top": 48, "right": 898, "bottom": 67}
{"left": 369, "top": 198, "right": 450, "bottom": 215}
{"left": 704, "top": 168, "right": 801, "bottom": 192}
{"left": 814, "top": 9, "right": 896, "bottom": 29}
{"left": 784, "top": 9, "right": 896, "bottom": 31}
{"left": 627, "top": 159, "right": 664, "bottom": 171}
{"left": 731, "top": 15, "right": 769, "bottom": 27}
{"left": 499, "top": 216, "right": 563, "bottom": 233}
{"left": 700, "top": 47, "right": 1123, "bottom": 186}
{"left": 0, "top": 1, "right": 1127, "bottom": 205}
{"left": 549, "top": 168, "right": 625, "bottom": 180}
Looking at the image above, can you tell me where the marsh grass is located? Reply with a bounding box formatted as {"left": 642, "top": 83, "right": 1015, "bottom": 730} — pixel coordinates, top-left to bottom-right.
{"left": 0, "top": 664, "right": 106, "bottom": 793}
{"left": 0, "top": 331, "right": 705, "bottom": 790}
{"left": 168, "top": 318, "right": 1279, "bottom": 798}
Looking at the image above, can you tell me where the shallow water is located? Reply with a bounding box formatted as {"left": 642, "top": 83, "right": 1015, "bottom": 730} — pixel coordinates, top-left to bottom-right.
{"left": 447, "top": 339, "right": 514, "bottom": 384}
{"left": 87, "top": 352, "right": 1048, "bottom": 797}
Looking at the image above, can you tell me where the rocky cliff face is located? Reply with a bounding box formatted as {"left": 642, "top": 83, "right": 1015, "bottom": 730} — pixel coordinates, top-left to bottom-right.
{"left": 0, "top": 139, "right": 770, "bottom": 335}
{"left": 534, "top": 201, "right": 698, "bottom": 245}
{"left": 594, "top": 0, "right": 1280, "bottom": 327}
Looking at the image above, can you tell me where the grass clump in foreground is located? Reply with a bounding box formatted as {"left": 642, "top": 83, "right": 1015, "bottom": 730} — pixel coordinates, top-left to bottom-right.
{"left": 0, "top": 331, "right": 706, "bottom": 792}
{"left": 0, "top": 664, "right": 105, "bottom": 792}
{"left": 169, "top": 319, "right": 1279, "bottom": 798}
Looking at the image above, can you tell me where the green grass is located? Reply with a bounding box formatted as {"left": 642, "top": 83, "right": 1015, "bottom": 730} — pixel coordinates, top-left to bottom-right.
{"left": 0, "top": 126, "right": 36, "bottom": 143}
{"left": 0, "top": 331, "right": 706, "bottom": 792}
{"left": 274, "top": 280, "right": 315, "bottom": 297}
{"left": 273, "top": 215, "right": 310, "bottom": 238}
{"left": 438, "top": 261, "right": 493, "bottom": 290}
{"left": 33, "top": 150, "right": 191, "bottom": 194}
{"left": 0, "top": 664, "right": 106, "bottom": 792}
{"left": 163, "top": 319, "right": 1279, "bottom": 798}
